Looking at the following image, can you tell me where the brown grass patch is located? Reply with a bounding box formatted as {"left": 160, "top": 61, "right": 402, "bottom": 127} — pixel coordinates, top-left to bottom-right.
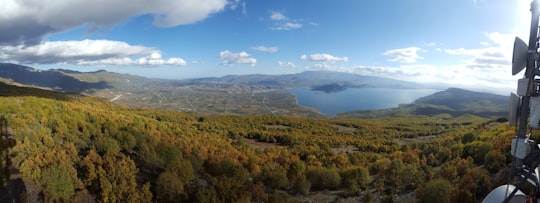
{"left": 394, "top": 135, "right": 436, "bottom": 145}
{"left": 332, "top": 145, "right": 359, "bottom": 154}
{"left": 332, "top": 124, "right": 356, "bottom": 133}
{"left": 242, "top": 138, "right": 286, "bottom": 149}
{"left": 264, "top": 124, "right": 291, "bottom": 129}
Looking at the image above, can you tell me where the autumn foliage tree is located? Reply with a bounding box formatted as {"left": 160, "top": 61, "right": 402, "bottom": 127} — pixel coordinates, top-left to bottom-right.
{"left": 0, "top": 84, "right": 517, "bottom": 202}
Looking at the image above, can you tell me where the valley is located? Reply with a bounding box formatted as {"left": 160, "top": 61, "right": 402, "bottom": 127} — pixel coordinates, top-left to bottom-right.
{"left": 0, "top": 63, "right": 515, "bottom": 202}
{"left": 0, "top": 83, "right": 511, "bottom": 202}
{"left": 91, "top": 82, "right": 320, "bottom": 116}
{"left": 0, "top": 63, "right": 509, "bottom": 118}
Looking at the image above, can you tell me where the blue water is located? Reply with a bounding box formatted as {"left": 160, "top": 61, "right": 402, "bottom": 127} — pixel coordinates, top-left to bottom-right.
{"left": 291, "top": 88, "right": 439, "bottom": 115}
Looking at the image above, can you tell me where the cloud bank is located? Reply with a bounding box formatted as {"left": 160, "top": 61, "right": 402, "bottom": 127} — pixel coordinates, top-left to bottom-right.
{"left": 269, "top": 11, "right": 303, "bottom": 31}
{"left": 251, "top": 46, "right": 278, "bottom": 53}
{"left": 383, "top": 47, "right": 423, "bottom": 63}
{"left": 278, "top": 61, "right": 296, "bottom": 68}
{"left": 0, "top": 0, "right": 233, "bottom": 45}
{"left": 300, "top": 54, "right": 348, "bottom": 63}
{"left": 0, "top": 39, "right": 186, "bottom": 66}
{"left": 219, "top": 50, "right": 256, "bottom": 66}
{"left": 298, "top": 32, "right": 515, "bottom": 93}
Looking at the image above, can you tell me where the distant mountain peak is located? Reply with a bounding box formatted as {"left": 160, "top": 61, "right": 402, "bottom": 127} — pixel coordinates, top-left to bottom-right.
{"left": 93, "top": 69, "right": 108, "bottom": 73}
{"left": 445, "top": 87, "right": 472, "bottom": 92}
{"left": 51, "top": 69, "right": 83, "bottom": 74}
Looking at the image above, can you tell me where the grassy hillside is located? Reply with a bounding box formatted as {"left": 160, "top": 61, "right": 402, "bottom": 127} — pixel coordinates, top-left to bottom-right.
{"left": 414, "top": 88, "right": 508, "bottom": 114}
{"left": 0, "top": 82, "right": 517, "bottom": 202}
{"left": 339, "top": 88, "right": 508, "bottom": 118}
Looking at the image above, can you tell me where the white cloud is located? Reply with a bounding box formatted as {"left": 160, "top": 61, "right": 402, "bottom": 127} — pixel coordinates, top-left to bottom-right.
{"left": 241, "top": 1, "right": 247, "bottom": 15}
{"left": 311, "top": 63, "right": 332, "bottom": 70}
{"left": 228, "top": 0, "right": 247, "bottom": 15}
{"left": 299, "top": 62, "right": 514, "bottom": 94}
{"left": 383, "top": 47, "right": 423, "bottom": 63}
{"left": 80, "top": 55, "right": 187, "bottom": 66}
{"left": 294, "top": 32, "right": 517, "bottom": 94}
{"left": 0, "top": 0, "right": 230, "bottom": 45}
{"left": 480, "top": 41, "right": 490, "bottom": 46}
{"left": 300, "top": 53, "right": 348, "bottom": 63}
{"left": 278, "top": 61, "right": 296, "bottom": 68}
{"left": 444, "top": 33, "right": 512, "bottom": 55}
{"left": 251, "top": 46, "right": 278, "bottom": 53}
{"left": 268, "top": 11, "right": 304, "bottom": 31}
{"left": 367, "top": 32, "right": 516, "bottom": 93}
{"left": 270, "top": 11, "right": 287, "bottom": 21}
{"left": 425, "top": 42, "right": 437, "bottom": 47}
{"left": 219, "top": 50, "right": 256, "bottom": 66}
{"left": 272, "top": 22, "right": 303, "bottom": 31}
{"left": 229, "top": 0, "right": 241, "bottom": 10}
{"left": 0, "top": 39, "right": 186, "bottom": 66}
{"left": 443, "top": 32, "right": 513, "bottom": 70}
{"left": 356, "top": 63, "right": 514, "bottom": 93}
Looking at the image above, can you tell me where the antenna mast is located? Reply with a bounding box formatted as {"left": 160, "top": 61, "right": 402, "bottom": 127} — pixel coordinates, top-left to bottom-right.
{"left": 483, "top": 1, "right": 540, "bottom": 202}
{"left": 517, "top": 0, "right": 540, "bottom": 139}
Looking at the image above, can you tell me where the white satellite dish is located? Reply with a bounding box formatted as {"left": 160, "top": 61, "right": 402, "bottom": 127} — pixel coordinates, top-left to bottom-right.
{"left": 509, "top": 93, "right": 520, "bottom": 126}
{"left": 512, "top": 37, "right": 528, "bottom": 75}
{"left": 483, "top": 185, "right": 528, "bottom": 203}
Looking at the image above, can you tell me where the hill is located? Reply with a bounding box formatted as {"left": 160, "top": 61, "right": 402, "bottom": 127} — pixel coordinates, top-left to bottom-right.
{"left": 338, "top": 88, "right": 508, "bottom": 118}
{"left": 414, "top": 88, "right": 508, "bottom": 113}
{"left": 0, "top": 63, "right": 109, "bottom": 92}
{"left": 0, "top": 81, "right": 513, "bottom": 202}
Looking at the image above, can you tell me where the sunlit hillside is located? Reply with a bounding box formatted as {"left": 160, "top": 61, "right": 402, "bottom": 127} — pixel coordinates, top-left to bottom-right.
{"left": 0, "top": 82, "right": 515, "bottom": 202}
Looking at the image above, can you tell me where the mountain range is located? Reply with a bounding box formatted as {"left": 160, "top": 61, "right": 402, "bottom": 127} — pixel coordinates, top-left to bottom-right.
{"left": 0, "top": 63, "right": 509, "bottom": 118}
{"left": 188, "top": 70, "right": 424, "bottom": 89}
{"left": 0, "top": 63, "right": 109, "bottom": 92}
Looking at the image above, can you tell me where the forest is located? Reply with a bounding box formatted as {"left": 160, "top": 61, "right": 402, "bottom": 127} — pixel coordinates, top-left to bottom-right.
{"left": 0, "top": 82, "right": 518, "bottom": 202}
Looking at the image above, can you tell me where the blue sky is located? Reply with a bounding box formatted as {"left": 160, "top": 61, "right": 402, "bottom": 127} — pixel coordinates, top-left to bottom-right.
{"left": 0, "top": 0, "right": 532, "bottom": 93}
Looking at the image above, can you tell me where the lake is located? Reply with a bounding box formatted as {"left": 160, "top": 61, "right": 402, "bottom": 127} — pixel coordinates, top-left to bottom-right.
{"left": 291, "top": 88, "right": 440, "bottom": 115}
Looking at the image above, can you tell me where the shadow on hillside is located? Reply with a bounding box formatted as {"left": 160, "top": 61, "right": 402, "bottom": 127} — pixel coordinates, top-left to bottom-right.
{"left": 0, "top": 82, "right": 75, "bottom": 101}
{"left": 0, "top": 178, "right": 28, "bottom": 203}
{"left": 0, "top": 116, "right": 25, "bottom": 203}
{"left": 0, "top": 63, "right": 111, "bottom": 93}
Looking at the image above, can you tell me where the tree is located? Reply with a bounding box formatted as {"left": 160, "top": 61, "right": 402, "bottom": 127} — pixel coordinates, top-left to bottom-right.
{"left": 156, "top": 171, "right": 186, "bottom": 202}
{"left": 203, "top": 159, "right": 250, "bottom": 202}
{"left": 195, "top": 187, "right": 218, "bottom": 203}
{"left": 80, "top": 151, "right": 150, "bottom": 203}
{"left": 292, "top": 176, "right": 311, "bottom": 195}
{"left": 398, "top": 164, "right": 423, "bottom": 191}
{"left": 461, "top": 133, "right": 478, "bottom": 144}
{"left": 287, "top": 160, "right": 306, "bottom": 184}
{"left": 416, "top": 178, "right": 451, "bottom": 203}
{"left": 484, "top": 150, "right": 505, "bottom": 174}
{"left": 95, "top": 136, "right": 121, "bottom": 156}
{"left": 39, "top": 163, "right": 76, "bottom": 201}
{"left": 307, "top": 167, "right": 341, "bottom": 190}
{"left": 19, "top": 144, "right": 82, "bottom": 201}
{"left": 341, "top": 166, "right": 370, "bottom": 191}
{"left": 262, "top": 165, "right": 289, "bottom": 189}
{"left": 453, "top": 168, "right": 492, "bottom": 203}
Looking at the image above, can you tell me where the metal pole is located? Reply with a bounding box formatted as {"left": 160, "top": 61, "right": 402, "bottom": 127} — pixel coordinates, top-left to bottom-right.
{"left": 518, "top": 0, "right": 540, "bottom": 139}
